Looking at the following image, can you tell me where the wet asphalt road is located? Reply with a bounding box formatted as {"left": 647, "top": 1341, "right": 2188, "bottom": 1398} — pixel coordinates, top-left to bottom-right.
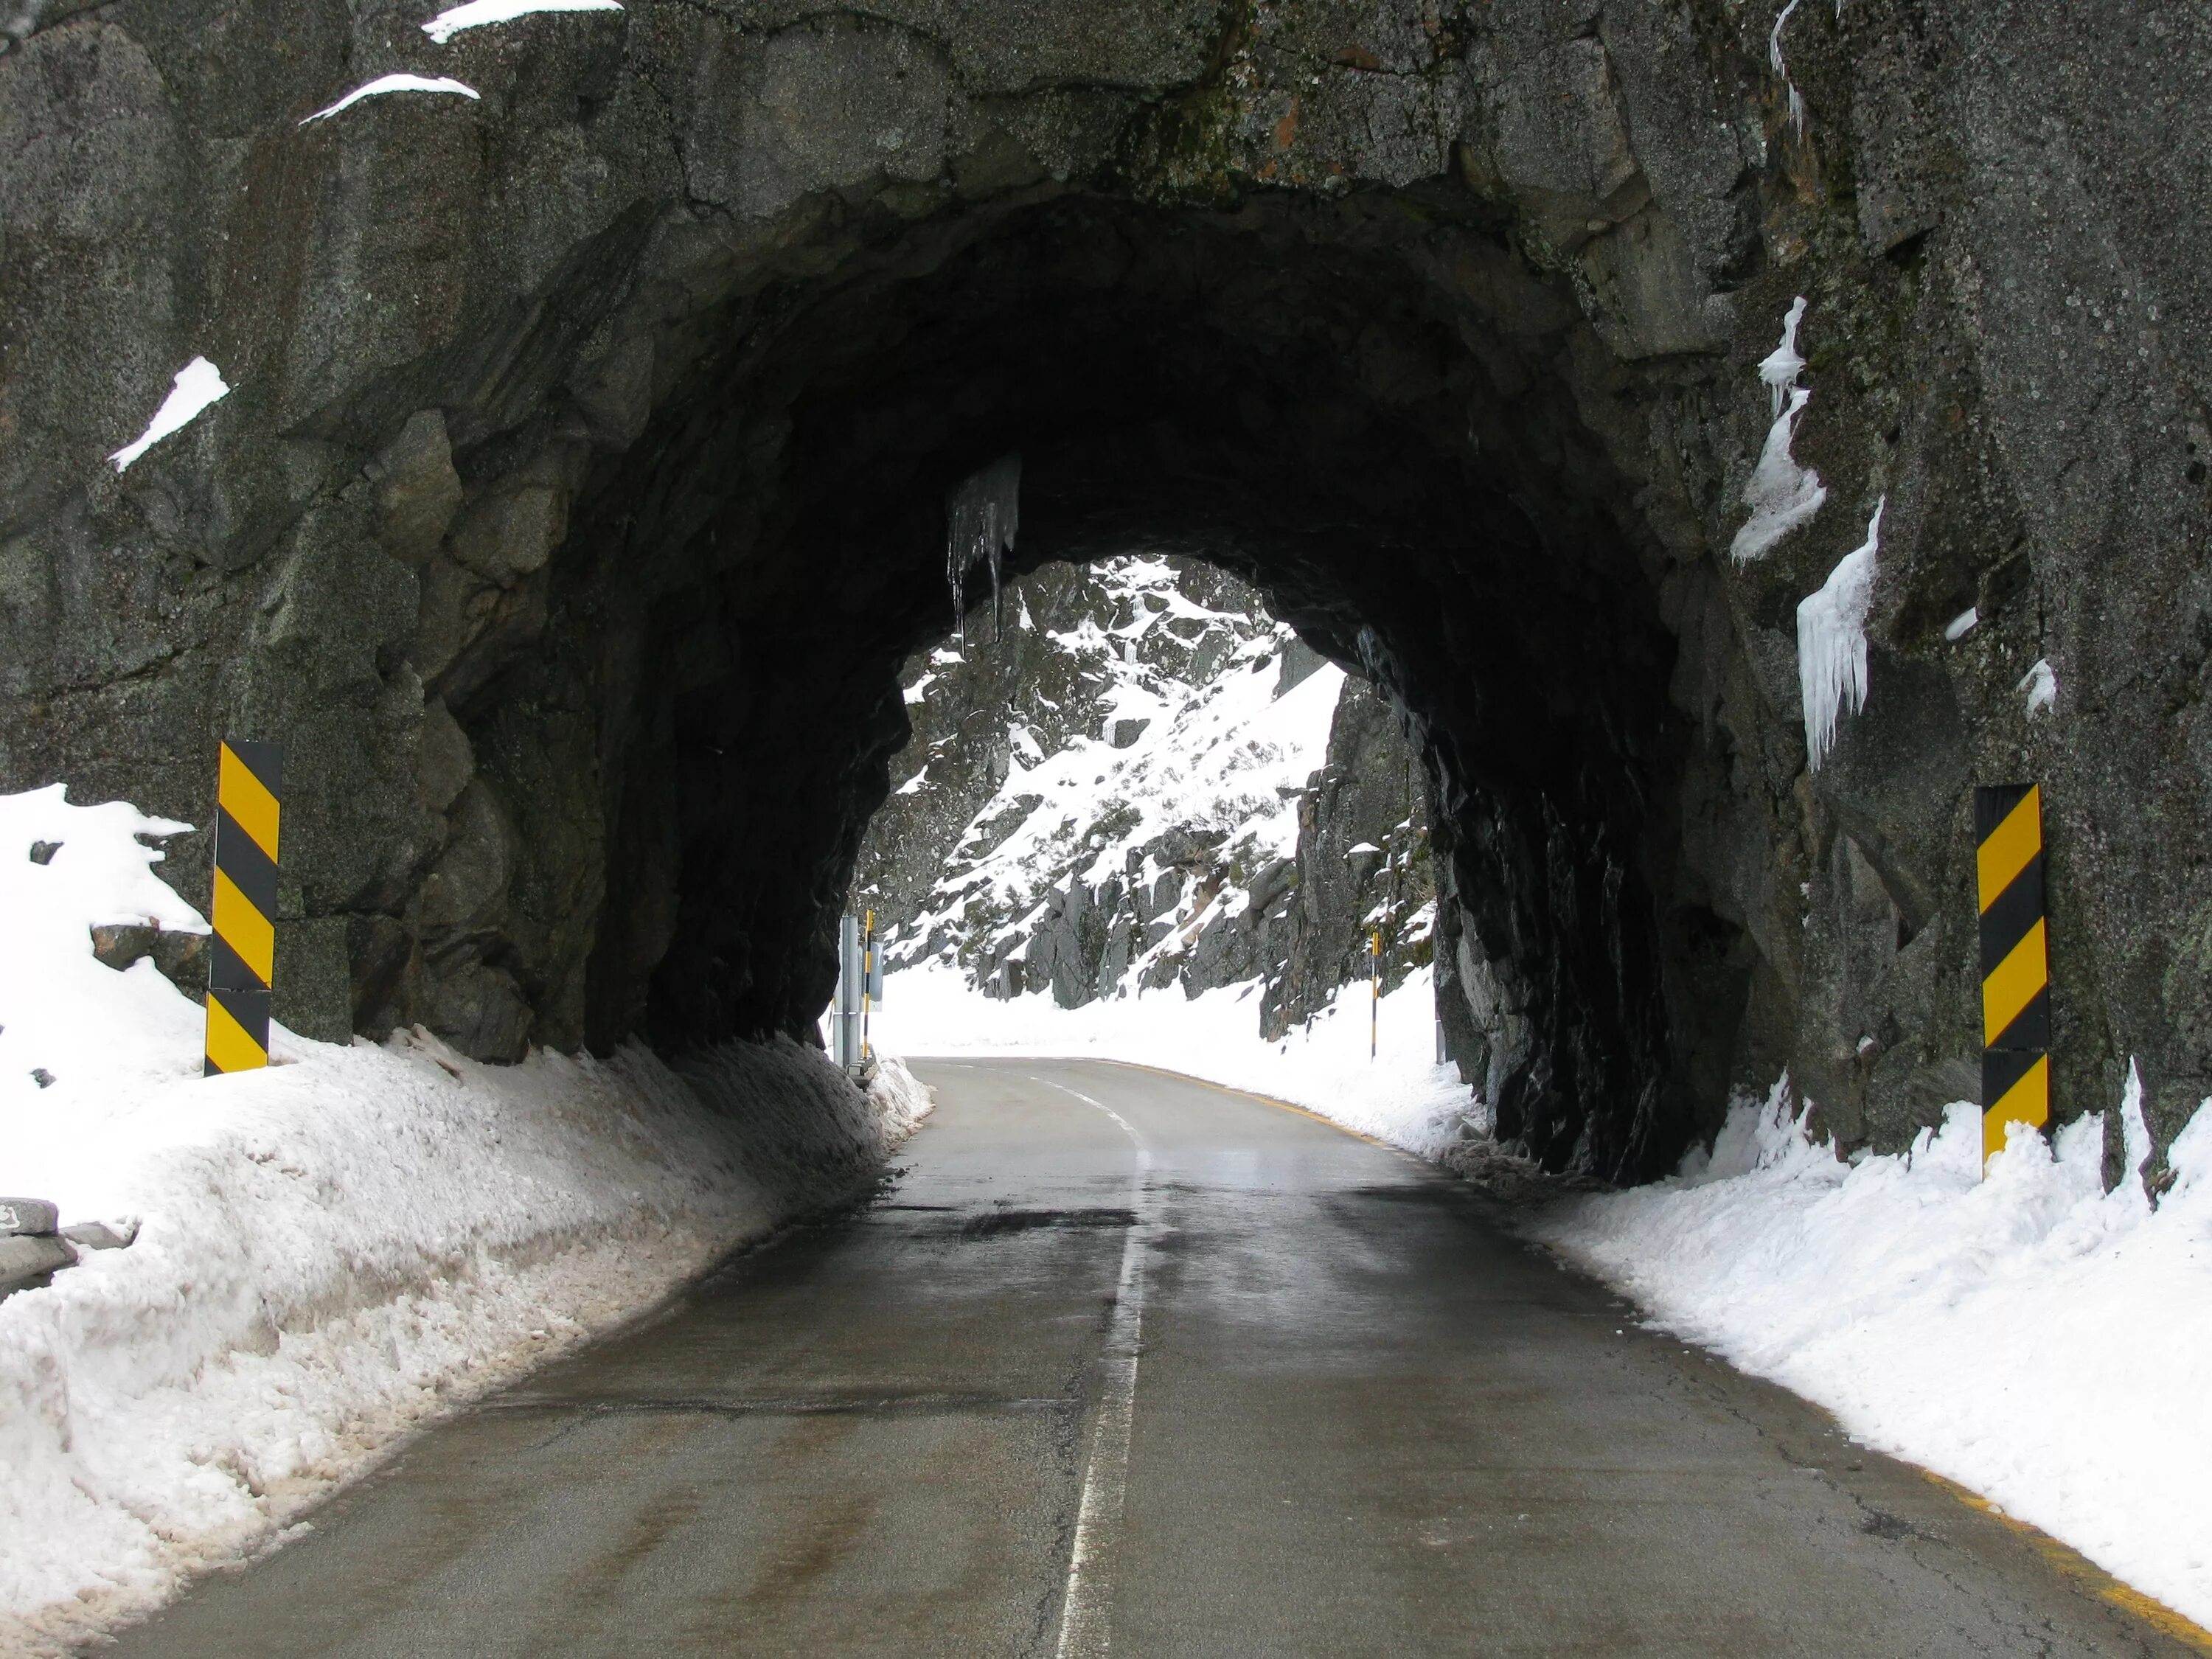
{"left": 105, "top": 1058, "right": 2194, "bottom": 1658}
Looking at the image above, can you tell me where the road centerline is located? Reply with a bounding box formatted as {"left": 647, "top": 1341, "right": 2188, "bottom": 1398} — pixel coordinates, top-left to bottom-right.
{"left": 1030, "top": 1073, "right": 1158, "bottom": 1659}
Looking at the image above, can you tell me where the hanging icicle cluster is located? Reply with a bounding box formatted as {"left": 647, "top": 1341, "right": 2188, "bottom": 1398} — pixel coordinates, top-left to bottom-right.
{"left": 946, "top": 453, "right": 1021, "bottom": 647}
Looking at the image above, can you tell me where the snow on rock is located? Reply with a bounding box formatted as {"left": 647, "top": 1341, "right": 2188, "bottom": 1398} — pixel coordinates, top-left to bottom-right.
{"left": 1796, "top": 496, "right": 1884, "bottom": 770}
{"left": 300, "top": 74, "right": 481, "bottom": 125}
{"left": 1731, "top": 299, "right": 1828, "bottom": 563}
{"left": 2020, "top": 656, "right": 2058, "bottom": 717}
{"left": 421, "top": 0, "right": 622, "bottom": 43}
{"left": 880, "top": 556, "right": 1346, "bottom": 993}
{"left": 0, "top": 786, "right": 923, "bottom": 1658}
{"left": 1526, "top": 1070, "right": 2212, "bottom": 1633}
{"left": 109, "top": 358, "right": 229, "bottom": 473}
{"left": 1944, "top": 605, "right": 1979, "bottom": 641}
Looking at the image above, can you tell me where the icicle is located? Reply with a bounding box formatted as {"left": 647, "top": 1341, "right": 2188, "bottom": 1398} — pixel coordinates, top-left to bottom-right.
{"left": 946, "top": 453, "right": 1021, "bottom": 647}
{"left": 1732, "top": 296, "right": 1827, "bottom": 563}
{"left": 1770, "top": 0, "right": 1808, "bottom": 137}
{"left": 1796, "top": 497, "right": 1885, "bottom": 771}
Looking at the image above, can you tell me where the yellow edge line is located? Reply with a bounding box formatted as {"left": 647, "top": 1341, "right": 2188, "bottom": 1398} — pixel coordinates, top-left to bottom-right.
{"left": 1917, "top": 1470, "right": 2212, "bottom": 1652}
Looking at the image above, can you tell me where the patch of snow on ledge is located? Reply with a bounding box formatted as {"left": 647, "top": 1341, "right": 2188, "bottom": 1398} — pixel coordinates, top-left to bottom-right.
{"left": 109, "top": 358, "right": 230, "bottom": 473}
{"left": 2020, "top": 657, "right": 2057, "bottom": 717}
{"left": 1731, "top": 298, "right": 1827, "bottom": 563}
{"left": 1944, "top": 605, "right": 1978, "bottom": 641}
{"left": 301, "top": 74, "right": 481, "bottom": 125}
{"left": 1796, "top": 497, "right": 1884, "bottom": 770}
{"left": 422, "top": 0, "right": 623, "bottom": 42}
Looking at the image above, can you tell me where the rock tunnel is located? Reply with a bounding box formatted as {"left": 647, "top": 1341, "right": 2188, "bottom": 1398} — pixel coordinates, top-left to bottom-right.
{"left": 540, "top": 192, "right": 1716, "bottom": 1182}
{"left": 9, "top": 0, "right": 2208, "bottom": 1187}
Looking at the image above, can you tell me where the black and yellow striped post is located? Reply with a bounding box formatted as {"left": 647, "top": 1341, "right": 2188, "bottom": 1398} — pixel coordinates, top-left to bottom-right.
{"left": 1975, "top": 782, "right": 2050, "bottom": 1165}
{"left": 205, "top": 741, "right": 283, "bottom": 1076}
{"left": 1370, "top": 927, "right": 1380, "bottom": 1060}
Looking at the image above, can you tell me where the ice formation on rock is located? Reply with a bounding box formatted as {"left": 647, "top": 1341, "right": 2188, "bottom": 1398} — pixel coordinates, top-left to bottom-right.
{"left": 2020, "top": 658, "right": 2057, "bottom": 717}
{"left": 946, "top": 453, "right": 1020, "bottom": 645}
{"left": 1796, "top": 497, "right": 1884, "bottom": 771}
{"left": 1731, "top": 298, "right": 1827, "bottom": 563}
{"left": 1770, "top": 0, "right": 1809, "bottom": 136}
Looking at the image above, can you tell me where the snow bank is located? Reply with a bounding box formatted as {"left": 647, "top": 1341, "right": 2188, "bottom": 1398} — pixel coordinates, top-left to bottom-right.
{"left": 0, "top": 786, "right": 926, "bottom": 1658}
{"left": 1526, "top": 1074, "right": 2212, "bottom": 1632}
{"left": 869, "top": 959, "right": 1476, "bottom": 1159}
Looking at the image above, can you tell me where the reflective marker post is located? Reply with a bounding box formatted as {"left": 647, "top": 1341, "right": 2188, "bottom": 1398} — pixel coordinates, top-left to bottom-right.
{"left": 861, "top": 909, "right": 875, "bottom": 1062}
{"left": 1975, "top": 782, "right": 2051, "bottom": 1168}
{"left": 1370, "top": 927, "right": 1380, "bottom": 1060}
{"left": 205, "top": 740, "right": 284, "bottom": 1076}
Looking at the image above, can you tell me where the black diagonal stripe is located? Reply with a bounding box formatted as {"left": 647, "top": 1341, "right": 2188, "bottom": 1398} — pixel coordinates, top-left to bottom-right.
{"left": 225, "top": 740, "right": 285, "bottom": 804}
{"left": 1974, "top": 782, "right": 2034, "bottom": 844}
{"left": 208, "top": 932, "right": 269, "bottom": 994}
{"left": 1978, "top": 852, "right": 2045, "bottom": 976}
{"left": 1988, "top": 985, "right": 2051, "bottom": 1054}
{"left": 214, "top": 805, "right": 278, "bottom": 914}
{"left": 1982, "top": 1044, "right": 2044, "bottom": 1108}
{"left": 204, "top": 985, "right": 271, "bottom": 1077}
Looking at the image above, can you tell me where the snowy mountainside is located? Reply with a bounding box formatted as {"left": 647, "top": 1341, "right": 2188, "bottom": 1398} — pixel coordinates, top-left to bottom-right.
{"left": 854, "top": 556, "right": 1434, "bottom": 1037}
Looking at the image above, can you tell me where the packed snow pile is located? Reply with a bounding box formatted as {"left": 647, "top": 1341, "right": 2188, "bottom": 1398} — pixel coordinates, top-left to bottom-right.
{"left": 0, "top": 785, "right": 928, "bottom": 1658}
{"left": 869, "top": 957, "right": 1476, "bottom": 1160}
{"left": 1526, "top": 1073, "right": 2212, "bottom": 1632}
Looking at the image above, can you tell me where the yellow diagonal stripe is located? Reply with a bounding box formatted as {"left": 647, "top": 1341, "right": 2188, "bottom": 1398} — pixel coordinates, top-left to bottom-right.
{"left": 212, "top": 866, "right": 276, "bottom": 986}
{"left": 1976, "top": 785, "right": 2041, "bottom": 913}
{"left": 1982, "top": 915, "right": 2050, "bottom": 1043}
{"left": 1983, "top": 1054, "right": 2050, "bottom": 1162}
{"left": 1981, "top": 917, "right": 2048, "bottom": 1045}
{"left": 204, "top": 992, "right": 268, "bottom": 1074}
{"left": 219, "top": 743, "right": 281, "bottom": 862}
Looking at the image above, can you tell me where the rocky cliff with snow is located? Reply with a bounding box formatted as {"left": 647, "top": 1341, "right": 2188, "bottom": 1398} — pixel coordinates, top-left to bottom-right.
{"left": 852, "top": 557, "right": 1433, "bottom": 1037}
{"left": 6, "top": 0, "right": 2211, "bottom": 1181}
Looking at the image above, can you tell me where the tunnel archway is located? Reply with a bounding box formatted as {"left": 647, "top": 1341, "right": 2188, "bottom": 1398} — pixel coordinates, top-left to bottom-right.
{"left": 392, "top": 191, "right": 1746, "bottom": 1183}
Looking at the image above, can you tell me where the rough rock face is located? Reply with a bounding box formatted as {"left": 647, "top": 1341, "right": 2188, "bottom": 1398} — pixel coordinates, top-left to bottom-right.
{"left": 852, "top": 555, "right": 1433, "bottom": 1030}
{"left": 3, "top": 0, "right": 2206, "bottom": 1180}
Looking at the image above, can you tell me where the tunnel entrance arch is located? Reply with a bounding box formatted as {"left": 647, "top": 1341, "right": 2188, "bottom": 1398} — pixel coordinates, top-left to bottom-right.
{"left": 378, "top": 191, "right": 1753, "bottom": 1183}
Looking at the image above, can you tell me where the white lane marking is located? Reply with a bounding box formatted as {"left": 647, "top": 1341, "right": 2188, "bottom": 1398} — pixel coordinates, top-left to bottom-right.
{"left": 1030, "top": 1074, "right": 1155, "bottom": 1659}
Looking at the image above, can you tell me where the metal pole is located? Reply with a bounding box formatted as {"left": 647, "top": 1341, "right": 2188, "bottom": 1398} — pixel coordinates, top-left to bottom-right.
{"left": 862, "top": 908, "right": 874, "bottom": 1062}
{"left": 1370, "top": 927, "right": 1380, "bottom": 1060}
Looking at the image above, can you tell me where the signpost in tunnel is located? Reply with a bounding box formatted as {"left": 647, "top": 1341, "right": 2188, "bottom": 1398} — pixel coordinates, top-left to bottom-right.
{"left": 831, "top": 912, "right": 885, "bottom": 1079}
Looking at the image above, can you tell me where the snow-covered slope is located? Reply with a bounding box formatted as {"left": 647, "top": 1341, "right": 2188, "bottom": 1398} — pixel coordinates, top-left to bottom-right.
{"left": 0, "top": 785, "right": 928, "bottom": 1657}
{"left": 856, "top": 555, "right": 1434, "bottom": 1035}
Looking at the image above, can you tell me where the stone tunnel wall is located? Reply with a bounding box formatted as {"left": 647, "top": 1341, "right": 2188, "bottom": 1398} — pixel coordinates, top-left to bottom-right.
{"left": 3, "top": 0, "right": 2208, "bottom": 1182}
